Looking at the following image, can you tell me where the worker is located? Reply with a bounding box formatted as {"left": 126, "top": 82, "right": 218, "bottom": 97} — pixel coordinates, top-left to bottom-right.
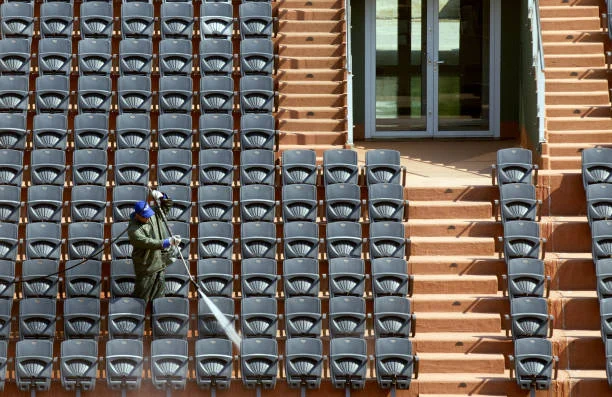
{"left": 127, "top": 189, "right": 181, "bottom": 303}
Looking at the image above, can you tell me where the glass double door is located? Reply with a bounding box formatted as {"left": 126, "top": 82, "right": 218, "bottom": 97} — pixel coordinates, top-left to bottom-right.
{"left": 367, "top": 0, "right": 498, "bottom": 137}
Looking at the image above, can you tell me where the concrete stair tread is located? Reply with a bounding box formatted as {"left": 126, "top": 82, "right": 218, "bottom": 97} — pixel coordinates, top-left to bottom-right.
{"left": 409, "top": 236, "right": 494, "bottom": 242}
{"left": 415, "top": 352, "right": 506, "bottom": 374}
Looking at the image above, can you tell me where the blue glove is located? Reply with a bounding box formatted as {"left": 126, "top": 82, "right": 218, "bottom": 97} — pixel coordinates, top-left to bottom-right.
{"left": 162, "top": 238, "right": 171, "bottom": 249}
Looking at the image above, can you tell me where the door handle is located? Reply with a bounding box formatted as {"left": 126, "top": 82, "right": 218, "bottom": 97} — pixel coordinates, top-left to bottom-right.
{"left": 435, "top": 60, "right": 445, "bottom": 64}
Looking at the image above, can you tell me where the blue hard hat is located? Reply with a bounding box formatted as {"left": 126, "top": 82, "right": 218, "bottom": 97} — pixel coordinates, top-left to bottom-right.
{"left": 133, "top": 200, "right": 154, "bottom": 218}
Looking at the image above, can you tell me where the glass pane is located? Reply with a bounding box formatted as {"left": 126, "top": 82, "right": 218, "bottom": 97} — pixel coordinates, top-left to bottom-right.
{"left": 376, "top": 0, "right": 427, "bottom": 131}
{"left": 437, "top": 0, "right": 490, "bottom": 131}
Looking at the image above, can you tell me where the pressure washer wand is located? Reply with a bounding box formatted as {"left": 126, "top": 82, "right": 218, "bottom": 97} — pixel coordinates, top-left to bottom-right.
{"left": 149, "top": 188, "right": 242, "bottom": 348}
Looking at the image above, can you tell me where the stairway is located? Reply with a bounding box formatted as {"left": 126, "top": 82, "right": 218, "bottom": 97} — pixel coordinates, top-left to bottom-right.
{"left": 540, "top": 0, "right": 612, "bottom": 169}
{"left": 275, "top": 0, "right": 348, "bottom": 155}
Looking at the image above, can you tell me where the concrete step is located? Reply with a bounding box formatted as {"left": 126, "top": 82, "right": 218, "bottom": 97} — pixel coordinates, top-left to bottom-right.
{"left": 278, "top": 81, "right": 345, "bottom": 94}
{"left": 540, "top": 5, "right": 601, "bottom": 18}
{"left": 545, "top": 91, "right": 610, "bottom": 105}
{"left": 414, "top": 312, "right": 501, "bottom": 333}
{"left": 546, "top": 130, "right": 612, "bottom": 143}
{"left": 404, "top": 185, "right": 498, "bottom": 202}
{"left": 279, "top": 44, "right": 344, "bottom": 57}
{"left": 278, "top": 118, "right": 346, "bottom": 132}
{"left": 549, "top": 253, "right": 596, "bottom": 290}
{"left": 543, "top": 142, "right": 603, "bottom": 156}
{"left": 278, "top": 20, "right": 344, "bottom": 33}
{"left": 545, "top": 79, "right": 608, "bottom": 91}
{"left": 413, "top": 275, "right": 499, "bottom": 295}
{"left": 409, "top": 255, "right": 506, "bottom": 276}
{"left": 278, "top": 56, "right": 344, "bottom": 69}
{"left": 414, "top": 371, "right": 519, "bottom": 395}
{"left": 276, "top": 106, "right": 346, "bottom": 119}
{"left": 278, "top": 8, "right": 344, "bottom": 21}
{"left": 542, "top": 30, "right": 607, "bottom": 43}
{"left": 543, "top": 41, "right": 604, "bottom": 54}
{"left": 275, "top": 32, "right": 344, "bottom": 45}
{"left": 544, "top": 155, "right": 582, "bottom": 169}
{"left": 544, "top": 66, "right": 608, "bottom": 79}
{"left": 409, "top": 200, "right": 493, "bottom": 219}
{"left": 547, "top": 117, "right": 612, "bottom": 130}
{"left": 544, "top": 53, "right": 605, "bottom": 68}
{"left": 277, "top": 0, "right": 343, "bottom": 9}
{"left": 540, "top": 17, "right": 602, "bottom": 31}
{"left": 279, "top": 93, "right": 345, "bottom": 107}
{"left": 540, "top": 0, "right": 601, "bottom": 5}
{"left": 277, "top": 68, "right": 345, "bottom": 81}
{"left": 545, "top": 105, "right": 611, "bottom": 117}
{"left": 412, "top": 293, "right": 507, "bottom": 313}
{"left": 407, "top": 219, "right": 501, "bottom": 238}
{"left": 413, "top": 332, "right": 511, "bottom": 355}
{"left": 409, "top": 237, "right": 496, "bottom": 257}
{"left": 550, "top": 291, "right": 599, "bottom": 330}
{"left": 278, "top": 131, "right": 346, "bottom": 145}
{"left": 416, "top": 352, "right": 506, "bottom": 374}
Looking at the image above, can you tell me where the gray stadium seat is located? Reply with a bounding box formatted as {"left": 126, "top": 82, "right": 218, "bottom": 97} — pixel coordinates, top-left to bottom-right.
{"left": 67, "top": 222, "right": 104, "bottom": 260}
{"left": 117, "top": 76, "right": 152, "bottom": 113}
{"left": 114, "top": 148, "right": 150, "bottom": 185}
{"left": 241, "top": 296, "right": 278, "bottom": 338}
{"left": 198, "top": 222, "right": 234, "bottom": 259}
{"left": 73, "top": 149, "right": 108, "bottom": 186}
{"left": 0, "top": 76, "right": 29, "bottom": 112}
{"left": 329, "top": 338, "right": 367, "bottom": 390}
{"left": 494, "top": 148, "right": 536, "bottom": 186}
{"left": 106, "top": 339, "right": 143, "bottom": 391}
{"left": 240, "top": 149, "right": 276, "bottom": 186}
{"left": 500, "top": 220, "right": 544, "bottom": 260}
{"left": 163, "top": 261, "right": 191, "bottom": 298}
{"left": 26, "top": 185, "right": 63, "bottom": 223}
{"left": 121, "top": 3, "right": 154, "bottom": 39}
{"left": 199, "top": 149, "right": 235, "bottom": 186}
{"left": 369, "top": 221, "right": 409, "bottom": 260}
{"left": 166, "top": 220, "right": 191, "bottom": 259}
{"left": 0, "top": 223, "right": 18, "bottom": 260}
{"left": 197, "top": 296, "right": 235, "bottom": 337}
{"left": 329, "top": 296, "right": 366, "bottom": 338}
{"left": 19, "top": 297, "right": 57, "bottom": 339}
{"left": 110, "top": 222, "right": 132, "bottom": 259}
{"left": 115, "top": 114, "right": 152, "bottom": 149}
{"left": 325, "top": 183, "right": 361, "bottom": 222}
{"left": 158, "top": 114, "right": 193, "bottom": 149}
{"left": 108, "top": 297, "right": 145, "bottom": 339}
{"left": 241, "top": 258, "right": 278, "bottom": 297}
{"left": 200, "top": 76, "right": 235, "bottom": 113}
{"left": 1, "top": 3, "right": 34, "bottom": 39}
{"left": 200, "top": 38, "right": 233, "bottom": 76}
{"left": 199, "top": 114, "right": 235, "bottom": 149}
{"left": 582, "top": 147, "right": 612, "bottom": 188}
{"left": 606, "top": 339, "right": 612, "bottom": 387}
{"left": 324, "top": 149, "right": 359, "bottom": 185}
{"left": 159, "top": 76, "right": 194, "bottom": 113}
{"left": 241, "top": 222, "right": 278, "bottom": 260}
{"left": 35, "top": 75, "right": 70, "bottom": 113}
{"left": 240, "top": 184, "right": 277, "bottom": 222}
{"left": 80, "top": 2, "right": 113, "bottom": 39}
{"left": 197, "top": 185, "right": 234, "bottom": 222}
{"left": 240, "top": 75, "right": 275, "bottom": 114}
{"left": 195, "top": 338, "right": 233, "bottom": 392}
{"left": 282, "top": 184, "right": 317, "bottom": 223}
{"left": 70, "top": 185, "right": 107, "bottom": 222}
{"left": 375, "top": 338, "right": 418, "bottom": 390}
{"left": 497, "top": 183, "right": 539, "bottom": 223}
{"left": 282, "top": 149, "right": 317, "bottom": 185}
{"left": 240, "top": 338, "right": 278, "bottom": 390}
{"left": 30, "top": 149, "right": 66, "bottom": 186}
{"left": 200, "top": 2, "right": 234, "bottom": 38}
{"left": 240, "top": 38, "right": 274, "bottom": 76}
{"left": 283, "top": 221, "right": 319, "bottom": 260}
{"left": 78, "top": 38, "right": 112, "bottom": 75}
{"left": 60, "top": 339, "right": 98, "bottom": 393}
{"left": 0, "top": 113, "right": 27, "bottom": 149}
{"left": 161, "top": 3, "right": 194, "bottom": 40}
{"left": 159, "top": 39, "right": 193, "bottom": 76}
{"left": 64, "top": 259, "right": 102, "bottom": 298}
{"left": 161, "top": 185, "right": 192, "bottom": 222}
{"left": 597, "top": 259, "right": 612, "bottom": 300}
{"left": 152, "top": 297, "right": 190, "bottom": 339}
{"left": 197, "top": 259, "right": 234, "bottom": 298}
{"left": 0, "top": 340, "right": 6, "bottom": 390}
{"left": 25, "top": 222, "right": 62, "bottom": 260}
{"left": 0, "top": 300, "right": 10, "bottom": 339}
{"left": 285, "top": 337, "right": 323, "bottom": 390}
{"left": 587, "top": 183, "right": 612, "bottom": 226}
{"left": 365, "top": 149, "right": 404, "bottom": 186}
{"left": 239, "top": 2, "right": 273, "bottom": 39}
{"left": 32, "top": 114, "right": 68, "bottom": 149}
{"left": 77, "top": 75, "right": 112, "bottom": 113}
{"left": 328, "top": 258, "right": 365, "bottom": 297}
{"left": 0, "top": 38, "right": 31, "bottom": 75}
{"left": 21, "top": 259, "right": 59, "bottom": 298}
{"left": 63, "top": 297, "right": 101, "bottom": 339}
{"left": 15, "top": 340, "right": 53, "bottom": 392}
{"left": 0, "top": 260, "right": 15, "bottom": 299}
{"left": 374, "top": 296, "right": 415, "bottom": 338}
{"left": 283, "top": 258, "right": 320, "bottom": 298}
{"left": 285, "top": 296, "right": 322, "bottom": 338}
{"left": 509, "top": 338, "right": 556, "bottom": 392}
{"left": 157, "top": 148, "right": 194, "bottom": 186}
{"left": 325, "top": 222, "right": 364, "bottom": 260}
{"left": 506, "top": 297, "right": 552, "bottom": 338}
{"left": 38, "top": 38, "right": 72, "bottom": 76}
{"left": 73, "top": 114, "right": 109, "bottom": 149}
{"left": 504, "top": 258, "right": 548, "bottom": 299}
{"left": 0, "top": 185, "right": 20, "bottom": 223}
{"left": 40, "top": 3, "right": 73, "bottom": 39}
{"left": 119, "top": 39, "right": 153, "bottom": 76}
{"left": 241, "top": 114, "right": 277, "bottom": 151}
{"left": 110, "top": 259, "right": 136, "bottom": 297}
{"left": 368, "top": 183, "right": 408, "bottom": 222}
{"left": 151, "top": 339, "right": 189, "bottom": 391}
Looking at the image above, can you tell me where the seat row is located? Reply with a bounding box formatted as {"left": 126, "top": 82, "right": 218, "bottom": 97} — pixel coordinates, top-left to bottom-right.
{"left": 0, "top": 2, "right": 274, "bottom": 41}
